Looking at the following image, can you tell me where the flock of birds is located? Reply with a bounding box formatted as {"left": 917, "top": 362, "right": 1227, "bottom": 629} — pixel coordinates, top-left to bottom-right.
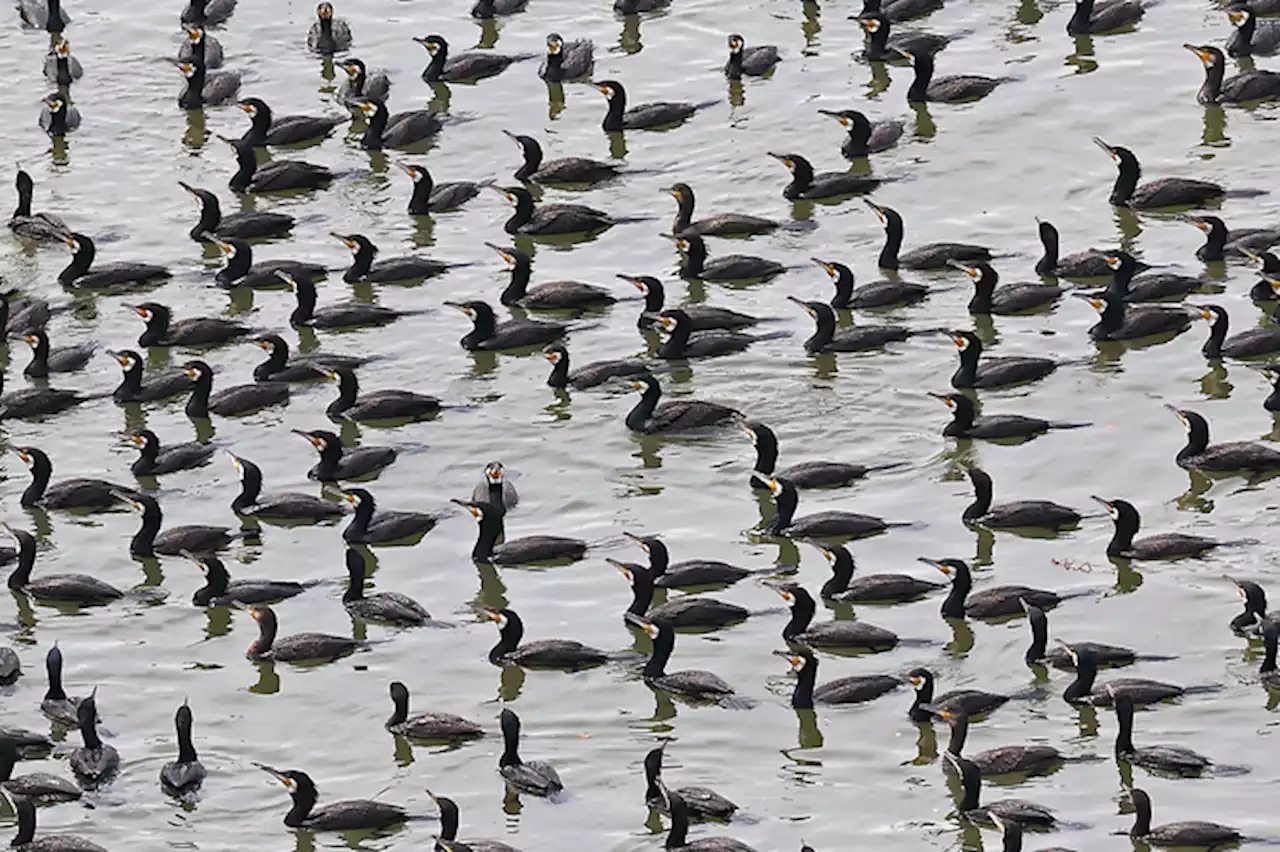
{"left": 5, "top": 0, "right": 1280, "bottom": 849}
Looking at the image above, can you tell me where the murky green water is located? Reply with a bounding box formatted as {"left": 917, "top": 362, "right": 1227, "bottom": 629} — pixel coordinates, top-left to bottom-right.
{"left": 3, "top": 0, "right": 1280, "bottom": 849}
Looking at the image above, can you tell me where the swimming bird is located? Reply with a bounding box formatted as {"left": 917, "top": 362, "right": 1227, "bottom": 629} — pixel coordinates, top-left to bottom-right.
{"left": 768, "top": 152, "right": 883, "bottom": 200}
{"left": 1093, "top": 496, "right": 1227, "bottom": 560}
{"left": 1185, "top": 43, "right": 1280, "bottom": 104}
{"left": 69, "top": 693, "right": 119, "bottom": 788}
{"left": 498, "top": 709, "right": 563, "bottom": 797}
{"left": 129, "top": 429, "right": 214, "bottom": 476}
{"left": 760, "top": 475, "right": 898, "bottom": 539}
{"left": 447, "top": 299, "right": 567, "bottom": 351}
{"left": 775, "top": 646, "right": 902, "bottom": 708}
{"left": 160, "top": 701, "right": 206, "bottom": 796}
{"left": 595, "top": 80, "right": 718, "bottom": 132}
{"left": 385, "top": 683, "right": 483, "bottom": 742}
{"left": 307, "top": 2, "right": 352, "bottom": 54}
{"left": 415, "top": 34, "right": 535, "bottom": 83}
{"left": 59, "top": 233, "right": 170, "bottom": 289}
{"left": 115, "top": 491, "right": 241, "bottom": 557}
{"left": 1124, "top": 788, "right": 1240, "bottom": 848}
{"left": 293, "top": 429, "right": 398, "bottom": 482}
{"left": 452, "top": 500, "right": 586, "bottom": 565}
{"left": 12, "top": 446, "right": 123, "bottom": 511}
{"left": 257, "top": 764, "right": 422, "bottom": 829}
{"left": 186, "top": 551, "right": 314, "bottom": 607}
{"left": 1168, "top": 404, "right": 1280, "bottom": 473}
{"left": 613, "top": 559, "right": 749, "bottom": 628}
{"left": 643, "top": 743, "right": 738, "bottom": 820}
{"left": 1094, "top": 138, "right": 1225, "bottom": 209}
{"left": 339, "top": 488, "right": 437, "bottom": 545}
{"left": 628, "top": 615, "right": 745, "bottom": 705}
{"left": 724, "top": 33, "right": 779, "bottom": 79}
{"left": 924, "top": 557, "right": 1081, "bottom": 619}
{"left": 238, "top": 97, "right": 342, "bottom": 147}
{"left": 624, "top": 374, "right": 739, "bottom": 434}
{"left": 483, "top": 607, "right": 608, "bottom": 670}
{"left": 814, "top": 542, "right": 945, "bottom": 603}
{"left": 8, "top": 168, "right": 67, "bottom": 243}
{"left": 819, "top": 108, "right": 905, "bottom": 159}
{"left": 961, "top": 467, "right": 1081, "bottom": 530}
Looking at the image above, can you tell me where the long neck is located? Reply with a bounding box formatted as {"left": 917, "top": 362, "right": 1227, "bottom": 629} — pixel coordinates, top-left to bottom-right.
{"left": 783, "top": 593, "right": 815, "bottom": 639}
{"left": 657, "top": 320, "right": 693, "bottom": 358}
{"left": 408, "top": 175, "right": 432, "bottom": 214}
{"left": 514, "top": 140, "right": 542, "bottom": 180}
{"left": 438, "top": 799, "right": 459, "bottom": 840}
{"left": 490, "top": 617, "right": 522, "bottom": 661}
{"left": 505, "top": 193, "right": 535, "bottom": 233}
{"left": 501, "top": 255, "right": 533, "bottom": 304}
{"left": 830, "top": 264, "right": 855, "bottom": 306}
{"left": 330, "top": 372, "right": 359, "bottom": 415}
{"left": 1025, "top": 610, "right": 1048, "bottom": 663}
{"left": 672, "top": 193, "right": 693, "bottom": 234}
{"left": 547, "top": 355, "right": 570, "bottom": 388}
{"left": 603, "top": 91, "right": 627, "bottom": 132}
{"left": 806, "top": 305, "right": 836, "bottom": 352}
{"left": 953, "top": 342, "right": 981, "bottom": 387}
{"left": 14, "top": 179, "right": 33, "bottom": 217}
{"left": 194, "top": 194, "right": 220, "bottom": 236}
{"left": 1110, "top": 156, "right": 1140, "bottom": 206}
{"left": 291, "top": 279, "right": 318, "bottom": 325}
{"left": 1036, "top": 225, "right": 1059, "bottom": 275}
{"left": 185, "top": 371, "right": 214, "bottom": 418}
{"left": 7, "top": 533, "right": 36, "bottom": 589}
{"left": 545, "top": 50, "right": 564, "bottom": 81}
{"left": 344, "top": 243, "right": 376, "bottom": 281}
{"left": 627, "top": 568, "right": 655, "bottom": 616}
{"left": 462, "top": 309, "right": 497, "bottom": 348}
{"left": 963, "top": 473, "right": 992, "bottom": 522}
{"left": 752, "top": 432, "right": 779, "bottom": 478}
{"left": 1107, "top": 510, "right": 1137, "bottom": 556}
{"left": 203, "top": 562, "right": 230, "bottom": 600}
{"left": 1131, "top": 794, "right": 1152, "bottom": 837}
{"left": 1064, "top": 658, "right": 1097, "bottom": 702}
{"left": 245, "top": 108, "right": 270, "bottom": 145}
{"left": 472, "top": 512, "right": 504, "bottom": 560}
{"left": 1184, "top": 417, "right": 1210, "bottom": 458}
{"left": 1114, "top": 699, "right": 1136, "bottom": 755}
{"left": 500, "top": 719, "right": 521, "bottom": 767}
{"left": 343, "top": 557, "right": 368, "bottom": 604}
{"left": 968, "top": 267, "right": 998, "bottom": 313}
{"left": 644, "top": 626, "right": 674, "bottom": 680}
{"left": 424, "top": 49, "right": 447, "bottom": 81}
{"left": 626, "top": 383, "right": 662, "bottom": 431}
{"left": 820, "top": 550, "right": 855, "bottom": 598}
{"left": 131, "top": 502, "right": 163, "bottom": 556}
{"left": 1069, "top": 0, "right": 1094, "bottom": 31}
{"left": 786, "top": 160, "right": 815, "bottom": 197}
{"left": 940, "top": 567, "right": 971, "bottom": 618}
{"left": 1263, "top": 628, "right": 1278, "bottom": 675}
{"left": 22, "top": 455, "right": 52, "bottom": 507}
{"left": 868, "top": 21, "right": 889, "bottom": 52}
{"left": 388, "top": 689, "right": 409, "bottom": 727}
{"left": 792, "top": 656, "right": 817, "bottom": 710}
{"left": 176, "top": 711, "right": 199, "bottom": 763}
{"left": 665, "top": 799, "right": 690, "bottom": 849}
{"left": 60, "top": 240, "right": 94, "bottom": 284}
{"left": 957, "top": 764, "right": 980, "bottom": 812}
{"left": 1202, "top": 222, "right": 1228, "bottom": 261}
{"left": 878, "top": 213, "right": 904, "bottom": 269}
{"left": 284, "top": 786, "right": 315, "bottom": 828}
{"left": 0, "top": 745, "right": 17, "bottom": 782}
{"left": 680, "top": 238, "right": 706, "bottom": 277}
{"left": 313, "top": 443, "right": 343, "bottom": 480}
{"left": 847, "top": 114, "right": 872, "bottom": 155}
{"left": 232, "top": 467, "right": 262, "bottom": 511}
{"left": 768, "top": 485, "right": 798, "bottom": 533}
{"left": 1203, "top": 313, "right": 1228, "bottom": 359}
{"left": 945, "top": 715, "right": 969, "bottom": 757}
{"left": 1199, "top": 62, "right": 1225, "bottom": 104}
{"left": 230, "top": 145, "right": 257, "bottom": 191}
{"left": 907, "top": 55, "right": 934, "bottom": 101}
{"left": 362, "top": 105, "right": 389, "bottom": 150}
{"left": 13, "top": 800, "right": 35, "bottom": 846}
{"left": 80, "top": 708, "right": 102, "bottom": 750}
{"left": 181, "top": 65, "right": 208, "bottom": 109}
{"left": 45, "top": 648, "right": 66, "bottom": 699}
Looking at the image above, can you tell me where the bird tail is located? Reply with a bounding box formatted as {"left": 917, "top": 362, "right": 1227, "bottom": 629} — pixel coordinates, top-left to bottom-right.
{"left": 1226, "top": 188, "right": 1269, "bottom": 199}
{"left": 748, "top": 331, "right": 791, "bottom": 343}
{"left": 692, "top": 99, "right": 720, "bottom": 113}
{"left": 777, "top": 220, "right": 819, "bottom": 232}
{"left": 1047, "top": 421, "right": 1092, "bottom": 430}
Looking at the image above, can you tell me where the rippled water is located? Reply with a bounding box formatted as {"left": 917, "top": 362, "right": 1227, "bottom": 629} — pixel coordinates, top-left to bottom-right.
{"left": 3, "top": 0, "right": 1280, "bottom": 850}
